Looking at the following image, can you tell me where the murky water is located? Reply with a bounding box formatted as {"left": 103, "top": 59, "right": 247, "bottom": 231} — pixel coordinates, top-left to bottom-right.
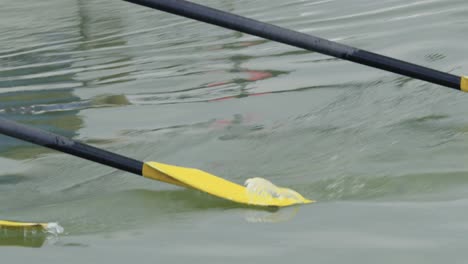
{"left": 1, "top": 0, "right": 468, "bottom": 262}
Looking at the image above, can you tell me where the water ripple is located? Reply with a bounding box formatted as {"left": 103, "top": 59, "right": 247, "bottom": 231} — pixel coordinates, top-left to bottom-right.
{"left": 1, "top": 0, "right": 468, "bottom": 235}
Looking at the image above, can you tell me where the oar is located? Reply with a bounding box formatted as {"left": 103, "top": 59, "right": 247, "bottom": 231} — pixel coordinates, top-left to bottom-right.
{"left": 0, "top": 220, "right": 63, "bottom": 235}
{"left": 123, "top": 0, "right": 467, "bottom": 91}
{"left": 0, "top": 117, "right": 312, "bottom": 213}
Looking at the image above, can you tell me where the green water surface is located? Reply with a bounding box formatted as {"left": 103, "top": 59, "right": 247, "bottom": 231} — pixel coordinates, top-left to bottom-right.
{"left": 1, "top": 0, "right": 468, "bottom": 262}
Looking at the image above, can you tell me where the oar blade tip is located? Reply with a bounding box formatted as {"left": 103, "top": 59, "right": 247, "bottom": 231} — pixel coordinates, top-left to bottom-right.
{"left": 244, "top": 177, "right": 313, "bottom": 207}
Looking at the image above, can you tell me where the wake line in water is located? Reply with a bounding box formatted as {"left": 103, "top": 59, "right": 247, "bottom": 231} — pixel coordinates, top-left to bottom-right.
{"left": 299, "top": 0, "right": 441, "bottom": 24}
{"left": 0, "top": 95, "right": 130, "bottom": 115}
{"left": 0, "top": 21, "right": 193, "bottom": 59}
{"left": 308, "top": 171, "right": 468, "bottom": 201}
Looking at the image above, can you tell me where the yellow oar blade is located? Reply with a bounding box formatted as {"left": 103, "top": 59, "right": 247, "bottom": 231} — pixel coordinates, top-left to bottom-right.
{"left": 143, "top": 161, "right": 314, "bottom": 207}
{"left": 0, "top": 220, "right": 64, "bottom": 234}
{"left": 0, "top": 220, "right": 47, "bottom": 229}
{"left": 462, "top": 76, "right": 468, "bottom": 92}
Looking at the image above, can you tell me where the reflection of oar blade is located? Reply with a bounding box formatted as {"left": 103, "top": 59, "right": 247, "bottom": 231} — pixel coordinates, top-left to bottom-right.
{"left": 0, "top": 117, "right": 311, "bottom": 207}
{"left": 124, "top": 0, "right": 467, "bottom": 91}
{"left": 0, "top": 225, "right": 47, "bottom": 248}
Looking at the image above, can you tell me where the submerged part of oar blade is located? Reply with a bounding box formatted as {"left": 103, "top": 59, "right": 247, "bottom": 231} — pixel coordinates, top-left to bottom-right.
{"left": 462, "top": 76, "right": 468, "bottom": 92}
{"left": 143, "top": 162, "right": 313, "bottom": 207}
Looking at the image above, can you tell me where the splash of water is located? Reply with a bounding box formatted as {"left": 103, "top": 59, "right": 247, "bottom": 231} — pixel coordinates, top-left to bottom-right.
{"left": 44, "top": 222, "right": 64, "bottom": 235}
{"left": 244, "top": 177, "right": 312, "bottom": 205}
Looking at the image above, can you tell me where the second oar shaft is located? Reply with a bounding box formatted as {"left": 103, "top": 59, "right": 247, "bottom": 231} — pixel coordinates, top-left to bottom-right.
{"left": 0, "top": 117, "right": 143, "bottom": 175}
{"left": 124, "top": 0, "right": 462, "bottom": 90}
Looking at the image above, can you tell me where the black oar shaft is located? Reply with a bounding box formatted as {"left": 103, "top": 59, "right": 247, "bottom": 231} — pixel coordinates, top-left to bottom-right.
{"left": 124, "top": 0, "right": 462, "bottom": 90}
{"left": 0, "top": 117, "right": 143, "bottom": 175}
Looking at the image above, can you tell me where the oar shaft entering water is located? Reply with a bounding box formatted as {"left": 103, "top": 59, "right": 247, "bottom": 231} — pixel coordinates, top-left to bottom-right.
{"left": 0, "top": 117, "right": 143, "bottom": 175}
{"left": 0, "top": 117, "right": 312, "bottom": 207}
{"left": 123, "top": 0, "right": 467, "bottom": 91}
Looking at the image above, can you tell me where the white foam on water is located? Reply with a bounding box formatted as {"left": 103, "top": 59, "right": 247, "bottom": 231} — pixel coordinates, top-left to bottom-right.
{"left": 44, "top": 222, "right": 64, "bottom": 235}
{"left": 244, "top": 177, "right": 307, "bottom": 203}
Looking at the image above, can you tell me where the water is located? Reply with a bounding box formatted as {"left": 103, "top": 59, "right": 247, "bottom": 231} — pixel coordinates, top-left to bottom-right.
{"left": 1, "top": 0, "right": 468, "bottom": 261}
